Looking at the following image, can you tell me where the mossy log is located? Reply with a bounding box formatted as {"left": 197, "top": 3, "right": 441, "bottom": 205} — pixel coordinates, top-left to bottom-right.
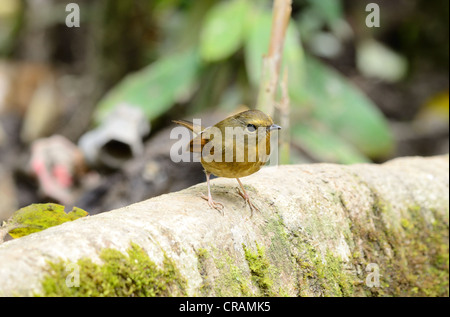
{"left": 0, "top": 155, "right": 448, "bottom": 296}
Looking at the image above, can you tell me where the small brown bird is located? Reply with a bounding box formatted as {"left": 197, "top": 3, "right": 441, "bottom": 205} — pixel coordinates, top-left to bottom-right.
{"left": 173, "top": 109, "right": 281, "bottom": 213}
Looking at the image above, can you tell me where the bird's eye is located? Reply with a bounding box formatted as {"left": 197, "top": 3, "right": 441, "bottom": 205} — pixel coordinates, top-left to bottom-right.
{"left": 247, "top": 124, "right": 257, "bottom": 132}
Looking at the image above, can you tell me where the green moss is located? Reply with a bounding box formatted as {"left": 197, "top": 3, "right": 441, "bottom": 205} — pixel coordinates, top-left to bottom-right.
{"left": 212, "top": 248, "right": 252, "bottom": 296}
{"left": 263, "top": 216, "right": 292, "bottom": 260}
{"left": 242, "top": 242, "right": 275, "bottom": 296}
{"left": 337, "top": 179, "right": 449, "bottom": 297}
{"left": 196, "top": 245, "right": 254, "bottom": 296}
{"left": 293, "top": 240, "right": 356, "bottom": 297}
{"left": 37, "top": 243, "right": 187, "bottom": 297}
{"left": 197, "top": 247, "right": 209, "bottom": 259}
{"left": 252, "top": 187, "right": 448, "bottom": 297}
{"left": 400, "top": 218, "right": 412, "bottom": 230}
{"left": 195, "top": 247, "right": 213, "bottom": 296}
{"left": 344, "top": 193, "right": 449, "bottom": 297}
{"left": 323, "top": 251, "right": 354, "bottom": 296}
{"left": 391, "top": 206, "right": 449, "bottom": 296}
{"left": 7, "top": 203, "right": 88, "bottom": 239}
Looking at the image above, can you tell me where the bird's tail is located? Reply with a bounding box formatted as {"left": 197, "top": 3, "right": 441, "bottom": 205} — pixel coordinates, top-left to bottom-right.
{"left": 172, "top": 119, "right": 206, "bottom": 153}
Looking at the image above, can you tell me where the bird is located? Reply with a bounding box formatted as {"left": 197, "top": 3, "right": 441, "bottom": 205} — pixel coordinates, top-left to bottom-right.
{"left": 173, "top": 109, "right": 281, "bottom": 214}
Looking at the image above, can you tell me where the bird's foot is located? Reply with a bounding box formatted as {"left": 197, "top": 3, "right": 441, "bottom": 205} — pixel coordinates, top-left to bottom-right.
{"left": 201, "top": 193, "right": 224, "bottom": 214}
{"left": 236, "top": 188, "right": 259, "bottom": 216}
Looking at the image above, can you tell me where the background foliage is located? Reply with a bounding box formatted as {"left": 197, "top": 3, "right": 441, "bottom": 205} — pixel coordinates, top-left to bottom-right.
{"left": 94, "top": 0, "right": 395, "bottom": 163}
{"left": 0, "top": 0, "right": 448, "bottom": 216}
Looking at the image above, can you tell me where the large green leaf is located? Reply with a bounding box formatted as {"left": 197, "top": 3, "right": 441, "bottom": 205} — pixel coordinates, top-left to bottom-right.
{"left": 200, "top": 0, "right": 249, "bottom": 62}
{"left": 244, "top": 11, "right": 271, "bottom": 88}
{"left": 94, "top": 48, "right": 200, "bottom": 123}
{"left": 306, "top": 0, "right": 343, "bottom": 27}
{"left": 292, "top": 55, "right": 394, "bottom": 159}
{"left": 292, "top": 123, "right": 370, "bottom": 164}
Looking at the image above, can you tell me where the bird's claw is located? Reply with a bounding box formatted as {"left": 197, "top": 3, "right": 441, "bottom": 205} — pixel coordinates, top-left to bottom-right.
{"left": 201, "top": 193, "right": 224, "bottom": 214}
{"left": 236, "top": 188, "right": 259, "bottom": 216}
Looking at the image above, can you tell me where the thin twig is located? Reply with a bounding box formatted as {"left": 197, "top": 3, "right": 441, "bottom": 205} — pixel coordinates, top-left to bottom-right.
{"left": 257, "top": 0, "right": 292, "bottom": 117}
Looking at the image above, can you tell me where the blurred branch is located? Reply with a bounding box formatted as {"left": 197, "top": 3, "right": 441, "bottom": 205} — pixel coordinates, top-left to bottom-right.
{"left": 256, "top": 0, "right": 292, "bottom": 117}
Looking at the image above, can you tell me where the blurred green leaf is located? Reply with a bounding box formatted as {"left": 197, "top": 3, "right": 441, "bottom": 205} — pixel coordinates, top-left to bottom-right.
{"left": 283, "top": 21, "right": 305, "bottom": 97}
{"left": 357, "top": 39, "right": 408, "bottom": 83}
{"left": 245, "top": 10, "right": 304, "bottom": 89}
{"left": 244, "top": 6, "right": 391, "bottom": 162}
{"left": 306, "top": 0, "right": 343, "bottom": 27}
{"left": 292, "top": 55, "right": 394, "bottom": 159}
{"left": 200, "top": 0, "right": 249, "bottom": 62}
{"left": 297, "top": 8, "right": 323, "bottom": 42}
{"left": 6, "top": 203, "right": 88, "bottom": 239}
{"left": 244, "top": 11, "right": 271, "bottom": 88}
{"left": 293, "top": 123, "right": 370, "bottom": 164}
{"left": 94, "top": 48, "right": 200, "bottom": 123}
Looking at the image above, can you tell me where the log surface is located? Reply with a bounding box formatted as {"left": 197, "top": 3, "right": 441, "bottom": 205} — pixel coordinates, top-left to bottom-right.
{"left": 0, "top": 155, "right": 448, "bottom": 296}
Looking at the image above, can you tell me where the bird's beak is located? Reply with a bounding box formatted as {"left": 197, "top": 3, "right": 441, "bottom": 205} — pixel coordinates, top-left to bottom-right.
{"left": 268, "top": 124, "right": 281, "bottom": 131}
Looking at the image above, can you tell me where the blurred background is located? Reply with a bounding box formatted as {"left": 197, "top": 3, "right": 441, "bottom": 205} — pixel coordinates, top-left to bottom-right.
{"left": 0, "top": 0, "right": 448, "bottom": 220}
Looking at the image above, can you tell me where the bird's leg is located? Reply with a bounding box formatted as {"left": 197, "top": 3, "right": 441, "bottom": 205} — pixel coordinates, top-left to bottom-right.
{"left": 236, "top": 178, "right": 259, "bottom": 216}
{"left": 201, "top": 172, "right": 224, "bottom": 213}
